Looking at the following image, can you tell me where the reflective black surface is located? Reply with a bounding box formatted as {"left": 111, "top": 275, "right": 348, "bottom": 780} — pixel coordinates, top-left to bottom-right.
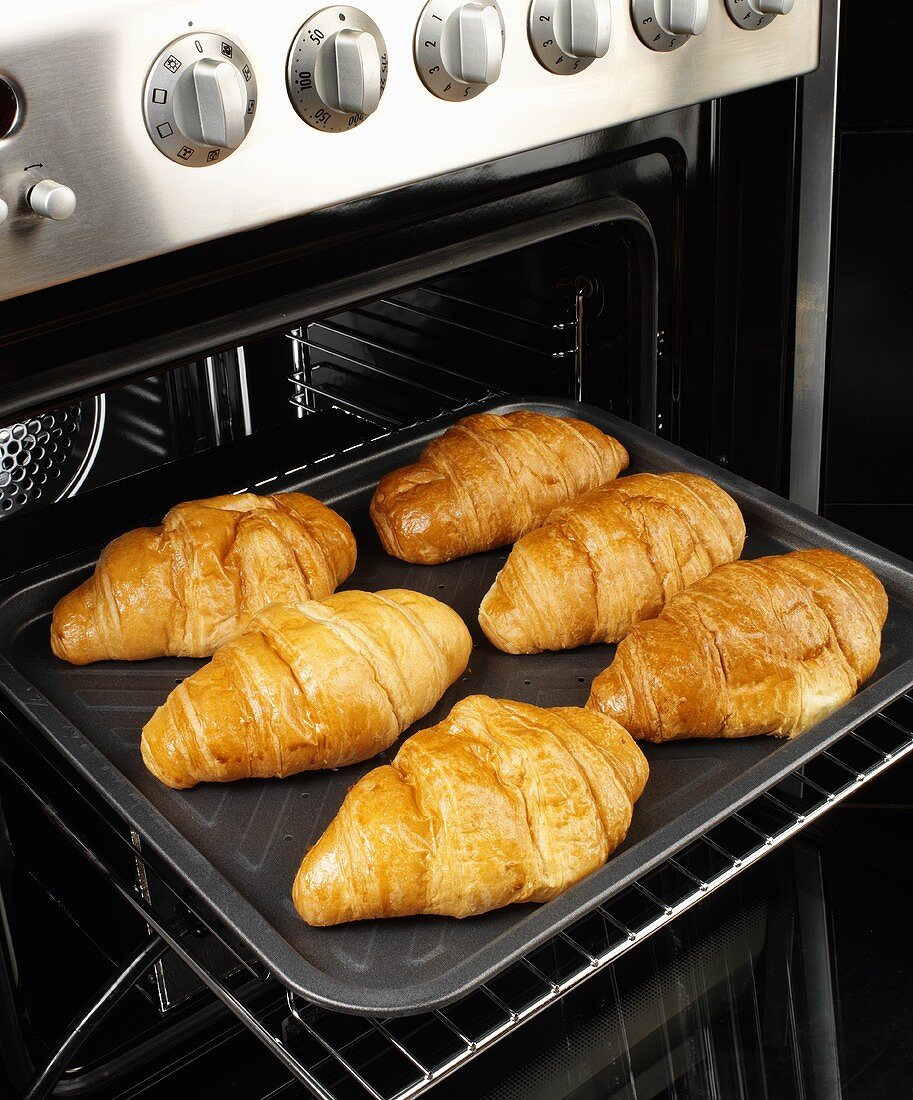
{"left": 821, "top": 0, "right": 913, "bottom": 560}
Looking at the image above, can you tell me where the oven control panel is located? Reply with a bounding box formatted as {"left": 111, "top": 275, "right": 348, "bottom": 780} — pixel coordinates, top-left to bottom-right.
{"left": 0, "top": 0, "right": 819, "bottom": 302}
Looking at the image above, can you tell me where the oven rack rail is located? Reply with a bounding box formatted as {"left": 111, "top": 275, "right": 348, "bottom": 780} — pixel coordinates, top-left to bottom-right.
{"left": 12, "top": 691, "right": 913, "bottom": 1100}
{"left": 285, "top": 278, "right": 584, "bottom": 429}
{"left": 286, "top": 328, "right": 502, "bottom": 430}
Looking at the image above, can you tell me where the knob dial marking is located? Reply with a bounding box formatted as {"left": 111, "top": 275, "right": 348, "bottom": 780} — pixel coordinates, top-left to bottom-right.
{"left": 415, "top": 0, "right": 505, "bottom": 102}
{"left": 287, "top": 7, "right": 388, "bottom": 132}
{"left": 143, "top": 33, "right": 257, "bottom": 166}
{"left": 632, "top": 0, "right": 709, "bottom": 51}
{"left": 724, "top": 0, "right": 795, "bottom": 30}
{"left": 529, "top": 0, "right": 612, "bottom": 75}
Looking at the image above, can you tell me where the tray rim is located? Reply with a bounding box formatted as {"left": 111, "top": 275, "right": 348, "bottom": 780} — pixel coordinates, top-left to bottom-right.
{"left": 2, "top": 395, "right": 913, "bottom": 1016}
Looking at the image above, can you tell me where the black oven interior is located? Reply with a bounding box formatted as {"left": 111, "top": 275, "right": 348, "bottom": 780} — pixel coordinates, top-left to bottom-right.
{"left": 0, "top": 220, "right": 653, "bottom": 527}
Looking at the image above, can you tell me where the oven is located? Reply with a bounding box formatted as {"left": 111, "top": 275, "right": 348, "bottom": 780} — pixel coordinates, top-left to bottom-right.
{"left": 2, "top": 2, "right": 910, "bottom": 1098}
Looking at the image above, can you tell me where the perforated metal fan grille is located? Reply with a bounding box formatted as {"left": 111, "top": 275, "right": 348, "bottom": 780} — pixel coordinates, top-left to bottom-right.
{"left": 0, "top": 399, "right": 104, "bottom": 516}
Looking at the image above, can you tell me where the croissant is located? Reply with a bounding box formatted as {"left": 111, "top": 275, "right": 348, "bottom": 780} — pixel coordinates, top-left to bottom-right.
{"left": 479, "top": 472, "right": 745, "bottom": 653}
{"left": 369, "top": 411, "right": 629, "bottom": 564}
{"left": 587, "top": 548, "right": 888, "bottom": 742}
{"left": 141, "top": 589, "right": 471, "bottom": 789}
{"left": 293, "top": 695, "right": 648, "bottom": 925}
{"left": 51, "top": 492, "right": 356, "bottom": 664}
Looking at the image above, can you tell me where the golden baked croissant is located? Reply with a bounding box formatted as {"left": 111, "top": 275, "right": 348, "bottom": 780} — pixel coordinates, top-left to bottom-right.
{"left": 479, "top": 472, "right": 745, "bottom": 653}
{"left": 141, "top": 589, "right": 471, "bottom": 789}
{"left": 587, "top": 548, "right": 888, "bottom": 742}
{"left": 369, "top": 411, "right": 629, "bottom": 564}
{"left": 293, "top": 695, "right": 648, "bottom": 925}
{"left": 51, "top": 492, "right": 356, "bottom": 664}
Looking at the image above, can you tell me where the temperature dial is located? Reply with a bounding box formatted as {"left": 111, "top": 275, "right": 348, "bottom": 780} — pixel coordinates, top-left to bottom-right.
{"left": 529, "top": 0, "right": 612, "bottom": 76}
{"left": 415, "top": 0, "right": 505, "bottom": 102}
{"left": 632, "top": 0, "right": 708, "bottom": 51}
{"left": 143, "top": 33, "right": 257, "bottom": 166}
{"left": 725, "top": 0, "right": 795, "bottom": 31}
{"left": 288, "top": 7, "right": 388, "bottom": 132}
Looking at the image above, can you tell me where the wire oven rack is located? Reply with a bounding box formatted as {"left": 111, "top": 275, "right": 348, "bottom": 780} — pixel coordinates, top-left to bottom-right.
{"left": 286, "top": 277, "right": 587, "bottom": 429}
{"left": 10, "top": 654, "right": 913, "bottom": 1097}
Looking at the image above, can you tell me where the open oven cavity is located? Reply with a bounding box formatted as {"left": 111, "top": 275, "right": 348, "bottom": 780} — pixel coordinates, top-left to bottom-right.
{"left": 4, "top": 377, "right": 913, "bottom": 1100}
{"left": 0, "top": 218, "right": 653, "bottom": 527}
{"left": 3, "top": 204, "right": 910, "bottom": 1100}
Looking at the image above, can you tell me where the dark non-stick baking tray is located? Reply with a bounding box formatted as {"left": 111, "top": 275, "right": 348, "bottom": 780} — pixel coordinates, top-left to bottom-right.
{"left": 2, "top": 398, "right": 913, "bottom": 1017}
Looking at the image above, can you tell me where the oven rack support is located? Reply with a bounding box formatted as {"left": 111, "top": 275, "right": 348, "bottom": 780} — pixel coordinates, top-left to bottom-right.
{"left": 285, "top": 279, "right": 583, "bottom": 429}
{"left": 7, "top": 695, "right": 913, "bottom": 1100}
{"left": 21, "top": 936, "right": 169, "bottom": 1100}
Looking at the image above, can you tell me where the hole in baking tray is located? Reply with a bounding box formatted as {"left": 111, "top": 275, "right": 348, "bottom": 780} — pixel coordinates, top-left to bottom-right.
{"left": 284, "top": 835, "right": 293, "bottom": 842}
{"left": 437, "top": 584, "right": 445, "bottom": 589}
{"left": 523, "top": 679, "right": 531, "bottom": 685}
{"left": 174, "top": 678, "right": 183, "bottom": 684}
{"left": 300, "top": 792, "right": 310, "bottom": 799}
{"left": 577, "top": 676, "right": 586, "bottom": 682}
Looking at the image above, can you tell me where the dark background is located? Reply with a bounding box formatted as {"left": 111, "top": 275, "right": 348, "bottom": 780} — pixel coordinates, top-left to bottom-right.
{"left": 822, "top": 3, "right": 913, "bottom": 558}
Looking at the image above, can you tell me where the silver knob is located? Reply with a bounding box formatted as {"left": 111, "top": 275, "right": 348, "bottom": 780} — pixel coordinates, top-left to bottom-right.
{"left": 725, "top": 0, "right": 794, "bottom": 28}
{"left": 28, "top": 180, "right": 77, "bottom": 221}
{"left": 319, "top": 28, "right": 382, "bottom": 115}
{"left": 444, "top": 3, "right": 503, "bottom": 84}
{"left": 177, "top": 58, "right": 248, "bottom": 149}
{"left": 144, "top": 34, "right": 258, "bottom": 166}
{"left": 632, "top": 0, "right": 709, "bottom": 51}
{"left": 416, "top": 0, "right": 505, "bottom": 101}
{"left": 0, "top": 199, "right": 8, "bottom": 226}
{"left": 529, "top": 0, "right": 612, "bottom": 75}
{"left": 287, "top": 8, "right": 388, "bottom": 132}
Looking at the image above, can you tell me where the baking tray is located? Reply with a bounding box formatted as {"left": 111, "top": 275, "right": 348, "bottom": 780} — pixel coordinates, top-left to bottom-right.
{"left": 2, "top": 397, "right": 913, "bottom": 1017}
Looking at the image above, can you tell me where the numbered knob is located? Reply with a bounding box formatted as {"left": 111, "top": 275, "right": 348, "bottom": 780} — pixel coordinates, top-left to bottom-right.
{"left": 725, "top": 0, "right": 795, "bottom": 30}
{"left": 287, "top": 7, "right": 388, "bottom": 132}
{"left": 529, "top": 0, "right": 611, "bottom": 75}
{"left": 415, "top": 0, "right": 505, "bottom": 102}
{"left": 144, "top": 34, "right": 257, "bottom": 166}
{"left": 632, "top": 0, "right": 709, "bottom": 51}
{"left": 28, "top": 180, "right": 77, "bottom": 221}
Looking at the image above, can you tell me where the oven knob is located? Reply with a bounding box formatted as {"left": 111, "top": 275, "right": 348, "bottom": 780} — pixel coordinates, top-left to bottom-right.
{"left": 529, "top": 0, "right": 612, "bottom": 75}
{"left": 287, "top": 7, "right": 388, "bottom": 132}
{"left": 415, "top": 0, "right": 505, "bottom": 102}
{"left": 0, "top": 199, "right": 8, "bottom": 226}
{"left": 28, "top": 180, "right": 77, "bottom": 221}
{"left": 143, "top": 34, "right": 258, "bottom": 167}
{"left": 632, "top": 0, "right": 709, "bottom": 51}
{"left": 176, "top": 59, "right": 248, "bottom": 148}
{"left": 724, "top": 0, "right": 795, "bottom": 30}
